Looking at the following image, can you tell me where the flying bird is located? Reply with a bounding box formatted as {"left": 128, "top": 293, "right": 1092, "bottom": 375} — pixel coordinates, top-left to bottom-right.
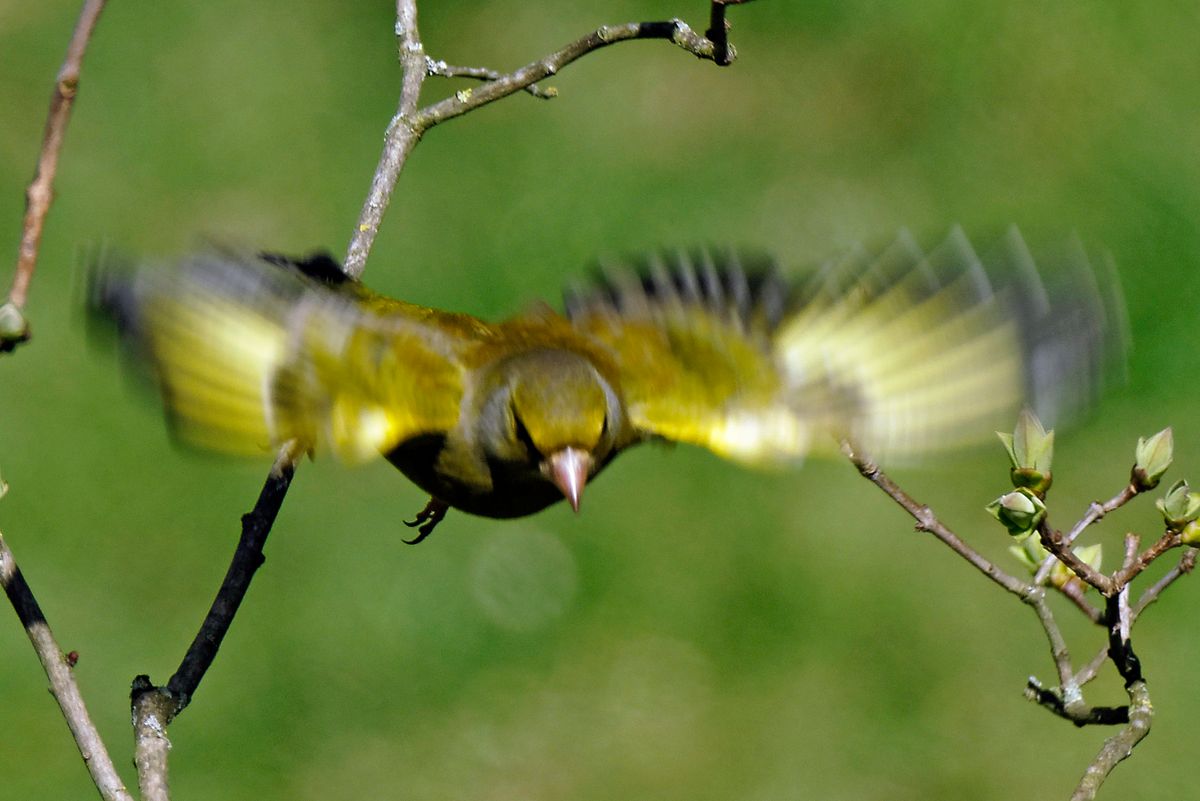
{"left": 89, "top": 228, "right": 1124, "bottom": 542}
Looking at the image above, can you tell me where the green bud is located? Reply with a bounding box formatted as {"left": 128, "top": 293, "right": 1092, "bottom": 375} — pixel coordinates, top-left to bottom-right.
{"left": 987, "top": 488, "right": 1047, "bottom": 537}
{"left": 1181, "top": 520, "right": 1200, "bottom": 546}
{"left": 1133, "top": 427, "right": 1173, "bottom": 490}
{"left": 0, "top": 302, "right": 30, "bottom": 350}
{"left": 1156, "top": 479, "right": 1200, "bottom": 528}
{"left": 997, "top": 409, "right": 1054, "bottom": 493}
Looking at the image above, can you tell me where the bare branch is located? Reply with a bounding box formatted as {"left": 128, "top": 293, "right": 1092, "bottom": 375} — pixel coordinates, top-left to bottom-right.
{"left": 344, "top": 0, "right": 428, "bottom": 277}
{"left": 2, "top": 0, "right": 107, "bottom": 353}
{"left": 1111, "top": 530, "right": 1183, "bottom": 590}
{"left": 165, "top": 452, "right": 297, "bottom": 704}
{"left": 1, "top": 532, "right": 133, "bottom": 801}
{"left": 425, "top": 57, "right": 557, "bottom": 99}
{"left": 1025, "top": 588, "right": 1075, "bottom": 690}
{"left": 344, "top": 1, "right": 752, "bottom": 275}
{"left": 841, "top": 441, "right": 1027, "bottom": 596}
{"left": 1133, "top": 547, "right": 1197, "bottom": 617}
{"left": 1058, "top": 579, "right": 1102, "bottom": 624}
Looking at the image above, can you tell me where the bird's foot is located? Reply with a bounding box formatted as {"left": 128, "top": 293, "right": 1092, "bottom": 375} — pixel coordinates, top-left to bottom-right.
{"left": 403, "top": 497, "right": 450, "bottom": 545}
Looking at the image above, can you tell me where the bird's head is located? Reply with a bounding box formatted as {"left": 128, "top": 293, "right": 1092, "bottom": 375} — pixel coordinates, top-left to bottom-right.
{"left": 477, "top": 349, "right": 622, "bottom": 511}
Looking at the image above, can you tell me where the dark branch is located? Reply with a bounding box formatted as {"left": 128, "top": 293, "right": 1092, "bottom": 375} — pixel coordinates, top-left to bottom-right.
{"left": 165, "top": 454, "right": 297, "bottom": 703}
{"left": 1024, "top": 679, "right": 1129, "bottom": 726}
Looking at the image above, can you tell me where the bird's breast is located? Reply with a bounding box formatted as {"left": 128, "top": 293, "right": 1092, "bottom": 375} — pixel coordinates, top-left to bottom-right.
{"left": 385, "top": 435, "right": 564, "bottom": 519}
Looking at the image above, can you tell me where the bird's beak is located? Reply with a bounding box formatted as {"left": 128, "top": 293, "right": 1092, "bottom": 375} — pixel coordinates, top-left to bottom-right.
{"left": 546, "top": 447, "right": 592, "bottom": 513}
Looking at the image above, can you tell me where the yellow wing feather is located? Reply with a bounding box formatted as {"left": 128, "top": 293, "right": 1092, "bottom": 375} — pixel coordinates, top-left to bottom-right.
{"left": 567, "top": 228, "right": 1121, "bottom": 465}
{"left": 92, "top": 252, "right": 467, "bottom": 462}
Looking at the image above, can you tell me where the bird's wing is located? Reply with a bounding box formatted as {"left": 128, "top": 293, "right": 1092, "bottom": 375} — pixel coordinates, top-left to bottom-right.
{"left": 90, "top": 251, "right": 471, "bottom": 462}
{"left": 565, "top": 228, "right": 1125, "bottom": 465}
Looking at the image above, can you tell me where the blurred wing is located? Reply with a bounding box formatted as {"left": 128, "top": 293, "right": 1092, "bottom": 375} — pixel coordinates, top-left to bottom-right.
{"left": 90, "top": 251, "right": 467, "bottom": 462}
{"left": 565, "top": 227, "right": 1125, "bottom": 465}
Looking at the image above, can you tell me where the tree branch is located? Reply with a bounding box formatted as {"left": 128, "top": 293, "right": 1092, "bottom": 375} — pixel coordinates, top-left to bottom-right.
{"left": 1069, "top": 680, "right": 1153, "bottom": 801}
{"left": 344, "top": 0, "right": 752, "bottom": 275}
{"left": 1, "top": 0, "right": 107, "bottom": 353}
{"left": 1032, "top": 483, "right": 1138, "bottom": 585}
{"left": 1133, "top": 547, "right": 1197, "bottom": 617}
{"left": 1, "top": 532, "right": 133, "bottom": 801}
{"left": 425, "top": 57, "right": 558, "bottom": 99}
{"left": 841, "top": 440, "right": 1027, "bottom": 596}
{"left": 130, "top": 449, "right": 297, "bottom": 793}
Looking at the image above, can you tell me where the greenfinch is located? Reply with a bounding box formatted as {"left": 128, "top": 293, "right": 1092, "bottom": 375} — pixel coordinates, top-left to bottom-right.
{"left": 89, "top": 227, "right": 1123, "bottom": 541}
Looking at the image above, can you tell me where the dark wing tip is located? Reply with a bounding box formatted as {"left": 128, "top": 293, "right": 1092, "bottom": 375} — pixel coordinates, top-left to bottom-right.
{"left": 565, "top": 247, "right": 789, "bottom": 334}
{"left": 259, "top": 250, "right": 353, "bottom": 287}
{"left": 978, "top": 227, "right": 1128, "bottom": 428}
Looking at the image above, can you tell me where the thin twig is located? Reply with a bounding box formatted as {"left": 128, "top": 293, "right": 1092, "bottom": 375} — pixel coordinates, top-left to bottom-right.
{"left": 130, "top": 449, "right": 297, "bottom": 794}
{"left": 343, "top": 0, "right": 427, "bottom": 277}
{"left": 1111, "top": 531, "right": 1182, "bottom": 590}
{"left": 1033, "top": 484, "right": 1138, "bottom": 585}
{"left": 165, "top": 452, "right": 297, "bottom": 703}
{"left": 426, "top": 57, "right": 557, "bottom": 99}
{"left": 1133, "top": 547, "right": 1197, "bottom": 617}
{"left": 1072, "top": 644, "right": 1112, "bottom": 689}
{"left": 1058, "top": 579, "right": 1103, "bottom": 624}
{"left": 841, "top": 441, "right": 1027, "bottom": 596}
{"left": 2, "top": 0, "right": 108, "bottom": 353}
{"left": 344, "top": 2, "right": 750, "bottom": 274}
{"left": 1037, "top": 521, "right": 1114, "bottom": 595}
{"left": 1026, "top": 588, "right": 1075, "bottom": 691}
{"left": 1, "top": 532, "right": 133, "bottom": 801}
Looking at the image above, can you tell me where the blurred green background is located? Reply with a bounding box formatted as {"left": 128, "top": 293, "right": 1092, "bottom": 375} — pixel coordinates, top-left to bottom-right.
{"left": 3, "top": 1, "right": 1200, "bottom": 799}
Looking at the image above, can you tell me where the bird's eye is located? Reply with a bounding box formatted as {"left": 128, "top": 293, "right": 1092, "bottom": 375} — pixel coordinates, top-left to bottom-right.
{"left": 513, "top": 411, "right": 539, "bottom": 457}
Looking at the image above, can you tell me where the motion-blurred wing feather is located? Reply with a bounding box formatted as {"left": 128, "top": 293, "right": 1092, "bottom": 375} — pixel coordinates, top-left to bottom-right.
{"left": 566, "top": 228, "right": 1123, "bottom": 465}
{"left": 91, "top": 252, "right": 467, "bottom": 462}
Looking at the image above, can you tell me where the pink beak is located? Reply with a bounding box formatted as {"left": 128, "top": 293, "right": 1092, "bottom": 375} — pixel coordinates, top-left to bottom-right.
{"left": 546, "top": 447, "right": 592, "bottom": 513}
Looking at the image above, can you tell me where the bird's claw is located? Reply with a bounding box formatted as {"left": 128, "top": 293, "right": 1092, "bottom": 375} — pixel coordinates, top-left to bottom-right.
{"left": 403, "top": 498, "right": 449, "bottom": 545}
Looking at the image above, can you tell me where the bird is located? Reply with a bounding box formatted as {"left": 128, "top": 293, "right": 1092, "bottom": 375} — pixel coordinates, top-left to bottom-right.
{"left": 88, "top": 227, "right": 1124, "bottom": 543}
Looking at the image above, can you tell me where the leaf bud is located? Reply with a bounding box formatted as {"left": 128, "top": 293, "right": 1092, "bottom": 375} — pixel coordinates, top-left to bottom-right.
{"left": 1132, "top": 427, "right": 1173, "bottom": 490}
{"left": 987, "top": 488, "right": 1047, "bottom": 537}
{"left": 1157, "top": 479, "right": 1200, "bottom": 529}
{"left": 997, "top": 409, "right": 1054, "bottom": 494}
